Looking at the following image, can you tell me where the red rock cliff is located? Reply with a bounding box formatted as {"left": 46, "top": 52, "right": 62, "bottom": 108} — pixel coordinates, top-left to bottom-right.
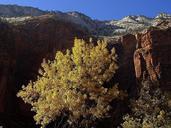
{"left": 134, "top": 27, "right": 171, "bottom": 89}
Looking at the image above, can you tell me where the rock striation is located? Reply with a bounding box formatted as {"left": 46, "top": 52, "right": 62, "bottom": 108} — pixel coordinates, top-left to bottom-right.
{"left": 134, "top": 27, "right": 171, "bottom": 89}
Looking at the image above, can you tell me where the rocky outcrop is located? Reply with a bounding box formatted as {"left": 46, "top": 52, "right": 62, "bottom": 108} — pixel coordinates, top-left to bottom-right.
{"left": 107, "top": 26, "right": 171, "bottom": 93}
{"left": 134, "top": 27, "right": 171, "bottom": 89}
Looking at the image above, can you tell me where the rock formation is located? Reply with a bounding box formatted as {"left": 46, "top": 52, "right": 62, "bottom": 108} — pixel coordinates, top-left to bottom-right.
{"left": 134, "top": 27, "right": 171, "bottom": 90}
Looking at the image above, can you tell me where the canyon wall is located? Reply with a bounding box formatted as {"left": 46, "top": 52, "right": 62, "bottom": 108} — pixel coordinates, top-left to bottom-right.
{"left": 134, "top": 27, "right": 171, "bottom": 89}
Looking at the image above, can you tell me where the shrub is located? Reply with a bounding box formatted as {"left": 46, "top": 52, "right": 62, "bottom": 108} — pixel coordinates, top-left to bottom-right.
{"left": 17, "top": 38, "right": 124, "bottom": 128}
{"left": 122, "top": 80, "right": 171, "bottom": 128}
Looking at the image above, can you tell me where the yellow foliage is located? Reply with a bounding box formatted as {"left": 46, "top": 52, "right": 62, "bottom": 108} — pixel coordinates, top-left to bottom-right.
{"left": 17, "top": 38, "right": 121, "bottom": 127}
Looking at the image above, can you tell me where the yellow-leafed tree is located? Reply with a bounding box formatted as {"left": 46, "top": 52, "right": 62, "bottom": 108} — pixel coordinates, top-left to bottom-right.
{"left": 17, "top": 38, "right": 123, "bottom": 128}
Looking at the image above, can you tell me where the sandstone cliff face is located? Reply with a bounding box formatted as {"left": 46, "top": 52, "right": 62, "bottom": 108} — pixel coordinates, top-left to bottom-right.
{"left": 107, "top": 26, "right": 171, "bottom": 94}
{"left": 134, "top": 27, "right": 171, "bottom": 89}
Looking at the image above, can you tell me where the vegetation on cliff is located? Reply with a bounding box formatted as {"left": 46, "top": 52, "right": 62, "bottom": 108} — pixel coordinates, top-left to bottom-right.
{"left": 122, "top": 79, "right": 171, "bottom": 128}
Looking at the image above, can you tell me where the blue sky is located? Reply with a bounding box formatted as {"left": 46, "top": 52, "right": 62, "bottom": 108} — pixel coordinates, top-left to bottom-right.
{"left": 0, "top": 0, "right": 171, "bottom": 20}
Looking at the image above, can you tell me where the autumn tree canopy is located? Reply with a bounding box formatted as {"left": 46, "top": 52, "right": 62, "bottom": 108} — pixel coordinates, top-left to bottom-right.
{"left": 17, "top": 38, "right": 123, "bottom": 128}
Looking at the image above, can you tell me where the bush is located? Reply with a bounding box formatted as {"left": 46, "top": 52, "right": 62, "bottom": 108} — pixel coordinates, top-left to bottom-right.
{"left": 122, "top": 80, "right": 171, "bottom": 128}
{"left": 17, "top": 38, "right": 124, "bottom": 128}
